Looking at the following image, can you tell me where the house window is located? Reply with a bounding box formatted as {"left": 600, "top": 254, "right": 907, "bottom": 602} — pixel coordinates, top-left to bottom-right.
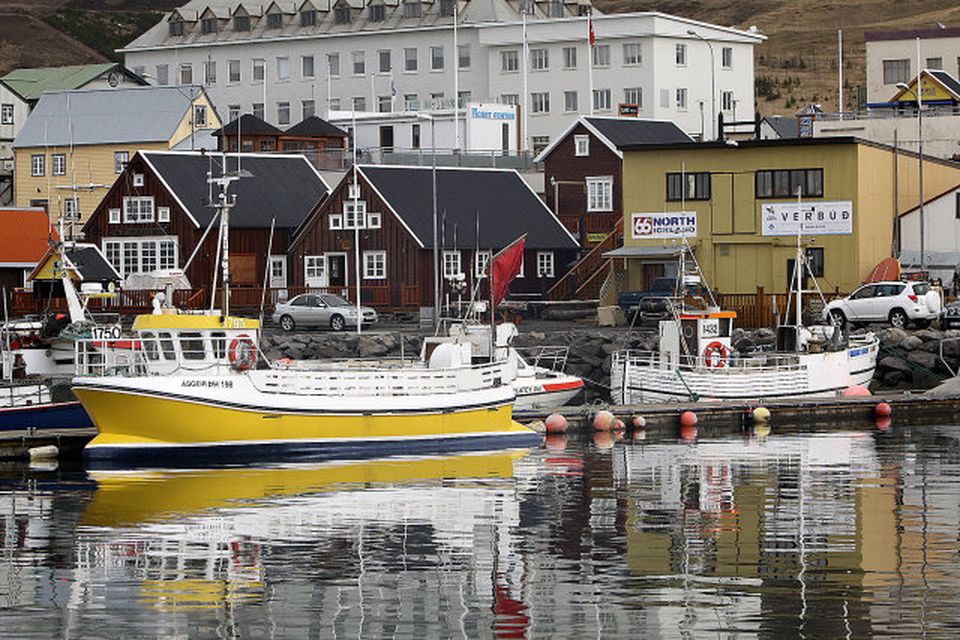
{"left": 536, "top": 252, "right": 554, "bottom": 278}
{"left": 169, "top": 19, "right": 184, "bottom": 36}
{"left": 305, "top": 256, "right": 326, "bottom": 282}
{"left": 722, "top": 46, "right": 733, "bottom": 68}
{"left": 52, "top": 154, "right": 66, "bottom": 176}
{"left": 363, "top": 251, "right": 386, "bottom": 279}
{"left": 443, "top": 250, "right": 462, "bottom": 278}
{"left": 563, "top": 46, "right": 577, "bottom": 69}
{"left": 133, "top": 173, "right": 144, "bottom": 187}
{"left": 156, "top": 64, "right": 169, "bottom": 85}
{"left": 404, "top": 48, "right": 418, "bottom": 72}
{"left": 574, "top": 134, "right": 589, "bottom": 156}
{"left": 956, "top": 192, "right": 960, "bottom": 220}
{"left": 200, "top": 17, "right": 218, "bottom": 34}
{"left": 376, "top": 49, "right": 391, "bottom": 73}
{"left": 302, "top": 99, "right": 315, "bottom": 119}
{"left": 329, "top": 212, "right": 343, "bottom": 229}
{"left": 501, "top": 94, "right": 519, "bottom": 106}
{"left": 228, "top": 59, "right": 240, "bottom": 83}
{"left": 593, "top": 88, "right": 611, "bottom": 111}
{"left": 352, "top": 96, "right": 366, "bottom": 111}
{"left": 586, "top": 176, "right": 613, "bottom": 211}
{"left": 475, "top": 251, "right": 492, "bottom": 278}
{"left": 114, "top": 151, "right": 129, "bottom": 174}
{"left": 228, "top": 105, "right": 240, "bottom": 120}
{"left": 531, "top": 48, "right": 549, "bottom": 70}
{"left": 412, "top": 123, "right": 421, "bottom": 148}
{"left": 140, "top": 240, "right": 158, "bottom": 273}
{"left": 63, "top": 198, "right": 78, "bottom": 221}
{"left": 301, "top": 9, "right": 317, "bottom": 26}
{"left": 334, "top": 5, "right": 351, "bottom": 23}
{"left": 429, "top": 92, "right": 444, "bottom": 108}
{"left": 441, "top": 0, "right": 456, "bottom": 17}
{"left": 108, "top": 208, "right": 121, "bottom": 224}
{"left": 624, "top": 87, "right": 642, "bottom": 107}
{"left": 882, "top": 59, "right": 910, "bottom": 85}
{"left": 302, "top": 55, "right": 314, "bottom": 78}
{"left": 721, "top": 90, "right": 734, "bottom": 112}
{"left": 253, "top": 103, "right": 264, "bottom": 119}
{"left": 370, "top": 4, "right": 386, "bottom": 21}
{"left": 31, "top": 154, "right": 44, "bottom": 177}
{"left": 194, "top": 105, "right": 207, "bottom": 126}
{"left": 234, "top": 15, "right": 250, "bottom": 31}
{"left": 123, "top": 196, "right": 155, "bottom": 223}
{"left": 676, "top": 88, "right": 687, "bottom": 110}
{"left": 546, "top": 0, "right": 563, "bottom": 17}
{"left": 278, "top": 102, "right": 290, "bottom": 125}
{"left": 378, "top": 96, "right": 392, "bottom": 112}
{"left": 532, "top": 92, "right": 550, "bottom": 113}
{"left": 755, "top": 168, "right": 824, "bottom": 198}
{"left": 430, "top": 46, "right": 444, "bottom": 70}
{"left": 926, "top": 57, "right": 943, "bottom": 70}
{"left": 532, "top": 136, "right": 550, "bottom": 155}
{"left": 266, "top": 11, "right": 283, "bottom": 28}
{"left": 157, "top": 206, "right": 170, "bottom": 222}
{"left": 352, "top": 51, "right": 365, "bottom": 75}
{"left": 458, "top": 91, "right": 471, "bottom": 108}
{"left": 458, "top": 44, "right": 470, "bottom": 69}
{"left": 405, "top": 94, "right": 420, "bottom": 110}
{"left": 666, "top": 172, "right": 711, "bottom": 201}
{"left": 592, "top": 45, "right": 610, "bottom": 67}
{"left": 329, "top": 98, "right": 341, "bottom": 110}
{"left": 253, "top": 59, "right": 265, "bottom": 82}
{"left": 204, "top": 60, "right": 217, "bottom": 84}
{"left": 344, "top": 200, "right": 367, "bottom": 229}
{"left": 675, "top": 43, "right": 687, "bottom": 65}
{"left": 179, "top": 64, "right": 192, "bottom": 85}
{"left": 277, "top": 57, "right": 291, "bottom": 81}
{"left": 623, "top": 42, "right": 641, "bottom": 65}
{"left": 806, "top": 247, "right": 824, "bottom": 277}
{"left": 367, "top": 211, "right": 382, "bottom": 229}
{"left": 0, "top": 104, "right": 12, "bottom": 125}
{"left": 564, "top": 91, "right": 578, "bottom": 112}
{"left": 107, "top": 237, "right": 178, "bottom": 276}
{"left": 104, "top": 240, "right": 121, "bottom": 270}
{"left": 501, "top": 50, "right": 519, "bottom": 72}
{"left": 403, "top": 0, "right": 422, "bottom": 18}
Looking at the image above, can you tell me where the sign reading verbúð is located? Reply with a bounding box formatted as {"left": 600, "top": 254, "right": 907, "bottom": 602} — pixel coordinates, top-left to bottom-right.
{"left": 631, "top": 212, "right": 697, "bottom": 239}
{"left": 761, "top": 201, "right": 853, "bottom": 236}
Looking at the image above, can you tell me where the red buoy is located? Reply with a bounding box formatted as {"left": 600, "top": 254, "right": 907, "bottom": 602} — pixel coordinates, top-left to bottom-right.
{"left": 842, "top": 385, "right": 871, "bottom": 397}
{"left": 592, "top": 410, "right": 615, "bottom": 431}
{"left": 545, "top": 434, "right": 568, "bottom": 452}
{"left": 545, "top": 413, "right": 569, "bottom": 434}
{"left": 875, "top": 416, "right": 892, "bottom": 432}
{"left": 680, "top": 411, "right": 698, "bottom": 428}
{"left": 613, "top": 419, "right": 625, "bottom": 432}
{"left": 680, "top": 424, "right": 698, "bottom": 442}
{"left": 875, "top": 402, "right": 892, "bottom": 417}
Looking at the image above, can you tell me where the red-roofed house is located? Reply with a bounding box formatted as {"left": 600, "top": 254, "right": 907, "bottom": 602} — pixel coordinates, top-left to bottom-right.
{"left": 0, "top": 207, "right": 54, "bottom": 307}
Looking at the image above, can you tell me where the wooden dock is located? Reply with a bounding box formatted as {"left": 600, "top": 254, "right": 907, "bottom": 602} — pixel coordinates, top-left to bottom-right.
{"left": 0, "top": 428, "right": 96, "bottom": 460}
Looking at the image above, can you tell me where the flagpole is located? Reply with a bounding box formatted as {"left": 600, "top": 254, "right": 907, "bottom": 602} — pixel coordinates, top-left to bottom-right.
{"left": 453, "top": 0, "right": 460, "bottom": 150}
{"left": 352, "top": 109, "right": 362, "bottom": 336}
{"left": 587, "top": 9, "right": 594, "bottom": 116}
{"left": 326, "top": 55, "right": 332, "bottom": 117}
{"left": 521, "top": 9, "right": 529, "bottom": 153}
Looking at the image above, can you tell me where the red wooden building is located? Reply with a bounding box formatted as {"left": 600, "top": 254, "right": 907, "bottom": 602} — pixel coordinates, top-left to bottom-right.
{"left": 289, "top": 166, "right": 580, "bottom": 310}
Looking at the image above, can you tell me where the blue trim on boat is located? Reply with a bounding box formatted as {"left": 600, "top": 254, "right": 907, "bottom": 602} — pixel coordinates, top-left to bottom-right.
{"left": 83, "top": 430, "right": 544, "bottom": 469}
{"left": 0, "top": 401, "right": 93, "bottom": 433}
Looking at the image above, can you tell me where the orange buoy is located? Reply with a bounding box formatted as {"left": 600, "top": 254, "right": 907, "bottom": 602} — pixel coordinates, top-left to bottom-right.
{"left": 593, "top": 431, "right": 614, "bottom": 450}
{"left": 545, "top": 413, "right": 569, "bottom": 434}
{"left": 875, "top": 416, "right": 892, "bottom": 432}
{"left": 632, "top": 415, "right": 646, "bottom": 428}
{"left": 592, "top": 410, "right": 615, "bottom": 431}
{"left": 545, "top": 434, "right": 568, "bottom": 452}
{"left": 842, "top": 385, "right": 871, "bottom": 397}
{"left": 680, "top": 411, "right": 698, "bottom": 428}
{"left": 875, "top": 402, "right": 892, "bottom": 417}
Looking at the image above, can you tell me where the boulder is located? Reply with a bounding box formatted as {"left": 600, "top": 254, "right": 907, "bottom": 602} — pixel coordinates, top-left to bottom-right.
{"left": 878, "top": 356, "right": 912, "bottom": 375}
{"left": 907, "top": 350, "right": 937, "bottom": 370}
{"left": 925, "top": 376, "right": 960, "bottom": 398}
{"left": 914, "top": 328, "right": 944, "bottom": 343}
{"left": 912, "top": 368, "right": 942, "bottom": 389}
{"left": 357, "top": 335, "right": 390, "bottom": 358}
{"left": 882, "top": 370, "right": 905, "bottom": 386}
{"left": 899, "top": 335, "right": 923, "bottom": 351}
{"left": 879, "top": 327, "right": 908, "bottom": 348}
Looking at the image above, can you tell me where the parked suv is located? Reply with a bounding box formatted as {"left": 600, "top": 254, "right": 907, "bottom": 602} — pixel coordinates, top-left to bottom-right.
{"left": 822, "top": 281, "right": 941, "bottom": 328}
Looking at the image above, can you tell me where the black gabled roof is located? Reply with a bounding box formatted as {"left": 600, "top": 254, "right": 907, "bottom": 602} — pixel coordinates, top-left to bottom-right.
{"left": 65, "top": 245, "right": 120, "bottom": 282}
{"left": 284, "top": 116, "right": 348, "bottom": 139}
{"left": 141, "top": 151, "right": 329, "bottom": 229}
{"left": 213, "top": 114, "right": 283, "bottom": 137}
{"left": 359, "top": 166, "right": 578, "bottom": 250}
{"left": 584, "top": 117, "right": 693, "bottom": 148}
{"left": 762, "top": 115, "right": 800, "bottom": 139}
{"left": 929, "top": 70, "right": 960, "bottom": 98}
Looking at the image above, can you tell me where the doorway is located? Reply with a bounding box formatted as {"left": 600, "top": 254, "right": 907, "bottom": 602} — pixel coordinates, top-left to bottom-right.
{"left": 326, "top": 253, "right": 348, "bottom": 288}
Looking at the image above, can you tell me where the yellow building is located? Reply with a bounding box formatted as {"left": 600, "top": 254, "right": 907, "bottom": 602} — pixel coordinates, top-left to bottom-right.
{"left": 618, "top": 137, "right": 960, "bottom": 294}
{"left": 12, "top": 85, "right": 219, "bottom": 230}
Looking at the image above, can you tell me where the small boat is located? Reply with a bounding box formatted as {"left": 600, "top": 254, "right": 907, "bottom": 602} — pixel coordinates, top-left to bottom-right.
{"left": 0, "top": 379, "right": 93, "bottom": 433}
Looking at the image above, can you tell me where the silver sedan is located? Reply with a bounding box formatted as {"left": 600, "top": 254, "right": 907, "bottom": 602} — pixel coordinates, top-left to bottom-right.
{"left": 273, "top": 293, "right": 378, "bottom": 332}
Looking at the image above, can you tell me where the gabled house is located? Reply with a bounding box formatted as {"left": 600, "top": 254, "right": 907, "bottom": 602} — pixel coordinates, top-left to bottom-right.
{"left": 213, "top": 114, "right": 348, "bottom": 170}
{"left": 536, "top": 116, "right": 693, "bottom": 247}
{"left": 289, "top": 165, "right": 579, "bottom": 309}
{"left": 27, "top": 242, "right": 122, "bottom": 302}
{"left": 0, "top": 207, "right": 54, "bottom": 307}
{"left": 82, "top": 151, "right": 330, "bottom": 296}
{"left": 12, "top": 85, "right": 221, "bottom": 228}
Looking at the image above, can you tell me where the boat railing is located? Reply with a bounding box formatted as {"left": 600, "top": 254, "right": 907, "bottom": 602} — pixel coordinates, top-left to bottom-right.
{"left": 514, "top": 346, "right": 570, "bottom": 373}
{"left": 0, "top": 382, "right": 51, "bottom": 408}
{"left": 74, "top": 339, "right": 150, "bottom": 377}
{"left": 613, "top": 349, "right": 808, "bottom": 373}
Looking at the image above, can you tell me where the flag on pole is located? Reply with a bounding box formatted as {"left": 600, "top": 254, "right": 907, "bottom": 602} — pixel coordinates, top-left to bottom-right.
{"left": 491, "top": 235, "right": 526, "bottom": 308}
{"left": 588, "top": 10, "right": 595, "bottom": 48}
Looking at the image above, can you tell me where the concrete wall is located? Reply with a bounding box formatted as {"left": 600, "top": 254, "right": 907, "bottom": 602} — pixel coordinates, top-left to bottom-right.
{"left": 815, "top": 112, "right": 960, "bottom": 160}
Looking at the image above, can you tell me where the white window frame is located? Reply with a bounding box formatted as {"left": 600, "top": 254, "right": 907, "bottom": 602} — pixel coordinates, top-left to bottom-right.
{"left": 52, "top": 153, "right": 66, "bottom": 176}
{"left": 31, "top": 154, "right": 44, "bottom": 177}
{"left": 352, "top": 51, "right": 366, "bottom": 75}
{"left": 443, "top": 250, "right": 462, "bottom": 279}
{"left": 624, "top": 87, "right": 642, "bottom": 107}
{"left": 531, "top": 48, "right": 549, "bottom": 71}
{"left": 676, "top": 87, "right": 688, "bottom": 111}
{"left": 133, "top": 173, "right": 144, "bottom": 187}
{"left": 474, "top": 250, "right": 492, "bottom": 278}
{"left": 404, "top": 48, "right": 417, "bottom": 72}
{"left": 344, "top": 200, "right": 367, "bottom": 229}
{"left": 204, "top": 59, "right": 217, "bottom": 84}
{"left": 363, "top": 250, "right": 387, "bottom": 279}
{"left": 592, "top": 45, "right": 610, "bottom": 67}
{"left": 277, "top": 56, "right": 291, "bottom": 81}
{"left": 123, "top": 196, "right": 155, "bottom": 223}
{"left": 457, "top": 43, "right": 470, "bottom": 69}
{"left": 114, "top": 151, "right": 129, "bottom": 174}
{"left": 562, "top": 46, "right": 577, "bottom": 69}
{"left": 574, "top": 134, "right": 589, "bottom": 157}
{"left": 302, "top": 55, "right": 315, "bottom": 78}
{"left": 108, "top": 208, "right": 121, "bottom": 224}
{"left": 430, "top": 46, "right": 444, "bottom": 71}
{"left": 329, "top": 212, "right": 343, "bottom": 229}
{"left": 623, "top": 42, "right": 642, "bottom": 65}
{"left": 675, "top": 43, "right": 687, "bottom": 66}
{"left": 304, "top": 255, "right": 326, "bottom": 286}
{"left": 721, "top": 90, "right": 734, "bottom": 112}
{"left": 328, "top": 53, "right": 341, "bottom": 77}
{"left": 593, "top": 88, "right": 611, "bottom": 112}
{"left": 0, "top": 103, "right": 13, "bottom": 125}
{"left": 367, "top": 210, "right": 382, "bottom": 229}
{"left": 564, "top": 91, "right": 578, "bottom": 113}
{"left": 586, "top": 176, "right": 613, "bottom": 212}
{"left": 721, "top": 46, "right": 733, "bottom": 69}
{"left": 157, "top": 206, "right": 171, "bottom": 222}
{"left": 536, "top": 251, "right": 555, "bottom": 278}
{"left": 228, "top": 59, "right": 241, "bottom": 83}
{"left": 63, "top": 197, "right": 78, "bottom": 221}
{"left": 179, "top": 63, "right": 193, "bottom": 85}
{"left": 105, "top": 236, "right": 178, "bottom": 277}
{"left": 253, "top": 58, "right": 265, "bottom": 82}
{"left": 501, "top": 50, "right": 519, "bottom": 73}
{"left": 194, "top": 105, "right": 207, "bottom": 127}
{"left": 531, "top": 92, "right": 550, "bottom": 114}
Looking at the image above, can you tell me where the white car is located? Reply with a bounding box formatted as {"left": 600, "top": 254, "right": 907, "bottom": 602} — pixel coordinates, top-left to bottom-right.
{"left": 822, "top": 281, "right": 941, "bottom": 329}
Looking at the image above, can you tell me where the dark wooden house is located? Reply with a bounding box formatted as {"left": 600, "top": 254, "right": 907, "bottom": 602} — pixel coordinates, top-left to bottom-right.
{"left": 214, "top": 114, "right": 284, "bottom": 153}
{"left": 289, "top": 165, "right": 580, "bottom": 310}
{"left": 83, "top": 150, "right": 330, "bottom": 302}
{"left": 536, "top": 116, "right": 692, "bottom": 247}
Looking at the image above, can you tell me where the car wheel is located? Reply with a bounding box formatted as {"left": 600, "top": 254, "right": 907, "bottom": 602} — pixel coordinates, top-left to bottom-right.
{"left": 914, "top": 319, "right": 931, "bottom": 329}
{"left": 330, "top": 314, "right": 345, "bottom": 332}
{"left": 828, "top": 309, "right": 847, "bottom": 327}
{"left": 279, "top": 315, "right": 295, "bottom": 332}
{"left": 889, "top": 308, "right": 908, "bottom": 329}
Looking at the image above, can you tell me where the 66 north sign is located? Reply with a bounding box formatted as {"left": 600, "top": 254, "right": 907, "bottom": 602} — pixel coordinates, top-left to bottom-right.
{"left": 631, "top": 212, "right": 697, "bottom": 239}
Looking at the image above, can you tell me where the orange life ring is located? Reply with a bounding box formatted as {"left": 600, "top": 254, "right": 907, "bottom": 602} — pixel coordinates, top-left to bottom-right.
{"left": 228, "top": 335, "right": 258, "bottom": 371}
{"left": 703, "top": 341, "right": 728, "bottom": 368}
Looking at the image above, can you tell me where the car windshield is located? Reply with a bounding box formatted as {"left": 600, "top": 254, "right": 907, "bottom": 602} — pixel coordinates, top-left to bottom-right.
{"left": 320, "top": 294, "right": 351, "bottom": 307}
{"left": 912, "top": 283, "right": 930, "bottom": 295}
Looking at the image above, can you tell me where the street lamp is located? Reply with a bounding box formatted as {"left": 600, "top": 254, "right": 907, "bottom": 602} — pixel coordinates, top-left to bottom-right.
{"left": 896, "top": 81, "right": 925, "bottom": 273}
{"left": 687, "top": 30, "right": 716, "bottom": 140}
{"left": 418, "top": 113, "right": 440, "bottom": 331}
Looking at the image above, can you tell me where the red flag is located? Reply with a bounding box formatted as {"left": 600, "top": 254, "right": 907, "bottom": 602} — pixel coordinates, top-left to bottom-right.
{"left": 588, "top": 12, "right": 595, "bottom": 48}
{"left": 491, "top": 235, "right": 525, "bottom": 308}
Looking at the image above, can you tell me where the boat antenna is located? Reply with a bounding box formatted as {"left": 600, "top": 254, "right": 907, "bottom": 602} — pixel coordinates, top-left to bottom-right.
{"left": 352, "top": 153, "right": 361, "bottom": 336}
{"left": 795, "top": 185, "right": 803, "bottom": 339}
{"left": 259, "top": 215, "right": 276, "bottom": 327}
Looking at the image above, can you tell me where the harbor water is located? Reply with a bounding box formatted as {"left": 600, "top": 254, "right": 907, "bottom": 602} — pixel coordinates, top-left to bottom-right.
{"left": 1, "top": 422, "right": 958, "bottom": 638}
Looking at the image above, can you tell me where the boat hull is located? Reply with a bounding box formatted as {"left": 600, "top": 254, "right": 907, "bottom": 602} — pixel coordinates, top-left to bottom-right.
{"left": 514, "top": 377, "right": 584, "bottom": 412}
{"left": 0, "top": 400, "right": 93, "bottom": 432}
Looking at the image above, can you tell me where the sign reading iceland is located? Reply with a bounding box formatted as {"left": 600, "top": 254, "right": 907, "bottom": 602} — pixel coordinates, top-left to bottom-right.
{"left": 631, "top": 212, "right": 697, "bottom": 239}
{"left": 761, "top": 201, "right": 853, "bottom": 236}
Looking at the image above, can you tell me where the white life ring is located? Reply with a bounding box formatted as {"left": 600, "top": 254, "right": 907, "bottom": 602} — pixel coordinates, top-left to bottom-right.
{"left": 229, "top": 335, "right": 258, "bottom": 371}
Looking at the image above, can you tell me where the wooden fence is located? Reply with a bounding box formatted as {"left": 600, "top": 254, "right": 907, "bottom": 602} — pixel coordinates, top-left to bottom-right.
{"left": 716, "top": 287, "right": 843, "bottom": 329}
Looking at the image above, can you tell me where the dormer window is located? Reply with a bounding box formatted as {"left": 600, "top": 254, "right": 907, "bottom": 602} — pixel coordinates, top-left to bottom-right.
{"left": 334, "top": 5, "right": 351, "bottom": 23}
{"left": 577, "top": 4, "right": 590, "bottom": 16}
{"left": 200, "top": 17, "right": 218, "bottom": 34}
{"left": 234, "top": 15, "right": 250, "bottom": 31}
{"left": 169, "top": 19, "right": 185, "bottom": 36}
{"left": 440, "top": 0, "right": 456, "bottom": 17}
{"left": 300, "top": 9, "right": 317, "bottom": 26}
{"left": 403, "top": 1, "right": 422, "bottom": 18}
{"left": 267, "top": 12, "right": 283, "bottom": 28}
{"left": 369, "top": 4, "right": 386, "bottom": 21}
{"left": 546, "top": 0, "right": 563, "bottom": 17}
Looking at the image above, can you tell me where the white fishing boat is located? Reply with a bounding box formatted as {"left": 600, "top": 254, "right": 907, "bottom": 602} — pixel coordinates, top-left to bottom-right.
{"left": 610, "top": 210, "right": 879, "bottom": 404}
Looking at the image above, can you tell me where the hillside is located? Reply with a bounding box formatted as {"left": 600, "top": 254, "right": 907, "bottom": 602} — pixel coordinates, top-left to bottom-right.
{"left": 2, "top": 0, "right": 960, "bottom": 116}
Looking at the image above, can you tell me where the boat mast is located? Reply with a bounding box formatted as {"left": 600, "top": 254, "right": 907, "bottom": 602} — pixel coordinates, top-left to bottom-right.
{"left": 796, "top": 186, "right": 803, "bottom": 339}
{"left": 209, "top": 154, "right": 240, "bottom": 316}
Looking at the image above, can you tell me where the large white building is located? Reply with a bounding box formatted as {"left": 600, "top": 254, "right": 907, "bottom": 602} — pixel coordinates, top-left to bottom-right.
{"left": 120, "top": 0, "right": 763, "bottom": 154}
{"left": 865, "top": 26, "right": 960, "bottom": 104}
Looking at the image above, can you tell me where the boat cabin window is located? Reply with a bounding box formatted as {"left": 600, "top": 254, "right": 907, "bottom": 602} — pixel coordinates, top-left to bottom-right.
{"left": 159, "top": 332, "right": 177, "bottom": 360}
{"left": 211, "top": 331, "right": 227, "bottom": 359}
{"left": 142, "top": 331, "right": 160, "bottom": 361}
{"left": 181, "top": 332, "right": 206, "bottom": 360}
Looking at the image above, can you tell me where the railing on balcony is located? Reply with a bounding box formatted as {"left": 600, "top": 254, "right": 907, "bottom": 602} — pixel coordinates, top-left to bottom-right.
{"left": 547, "top": 217, "right": 623, "bottom": 301}
{"left": 273, "top": 146, "right": 540, "bottom": 173}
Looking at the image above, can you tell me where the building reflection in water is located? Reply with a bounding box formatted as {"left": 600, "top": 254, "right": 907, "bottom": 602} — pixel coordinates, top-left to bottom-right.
{"left": 1, "top": 425, "right": 959, "bottom": 637}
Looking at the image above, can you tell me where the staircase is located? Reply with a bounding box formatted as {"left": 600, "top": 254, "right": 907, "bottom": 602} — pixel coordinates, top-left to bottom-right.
{"left": 547, "top": 218, "right": 623, "bottom": 301}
